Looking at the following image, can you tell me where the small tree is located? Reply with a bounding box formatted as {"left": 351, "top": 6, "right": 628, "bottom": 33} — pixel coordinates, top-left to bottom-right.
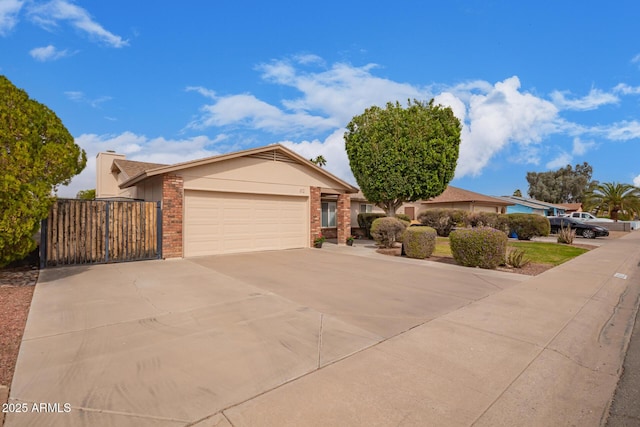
{"left": 345, "top": 99, "right": 461, "bottom": 216}
{"left": 513, "top": 189, "right": 522, "bottom": 197}
{"left": 0, "top": 76, "right": 86, "bottom": 266}
{"left": 76, "top": 189, "right": 96, "bottom": 200}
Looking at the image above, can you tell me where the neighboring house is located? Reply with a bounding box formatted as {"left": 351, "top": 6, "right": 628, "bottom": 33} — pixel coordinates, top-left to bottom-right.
{"left": 95, "top": 144, "right": 358, "bottom": 258}
{"left": 349, "top": 191, "right": 422, "bottom": 230}
{"left": 495, "top": 195, "right": 566, "bottom": 216}
{"left": 558, "top": 203, "right": 583, "bottom": 214}
{"left": 421, "top": 186, "right": 513, "bottom": 213}
{"left": 348, "top": 186, "right": 511, "bottom": 235}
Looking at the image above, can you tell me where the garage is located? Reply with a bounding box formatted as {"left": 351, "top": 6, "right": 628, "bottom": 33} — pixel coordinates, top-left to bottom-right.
{"left": 184, "top": 190, "right": 308, "bottom": 257}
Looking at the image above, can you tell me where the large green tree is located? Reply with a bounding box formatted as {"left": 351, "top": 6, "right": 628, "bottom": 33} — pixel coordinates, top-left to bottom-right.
{"left": 526, "top": 162, "right": 595, "bottom": 203}
{"left": 1, "top": 76, "right": 86, "bottom": 266}
{"left": 344, "top": 100, "right": 461, "bottom": 216}
{"left": 583, "top": 182, "right": 640, "bottom": 221}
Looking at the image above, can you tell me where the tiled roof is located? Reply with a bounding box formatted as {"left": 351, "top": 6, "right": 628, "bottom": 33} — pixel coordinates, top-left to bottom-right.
{"left": 112, "top": 159, "right": 168, "bottom": 179}
{"left": 557, "top": 202, "right": 582, "bottom": 211}
{"left": 422, "top": 186, "right": 513, "bottom": 205}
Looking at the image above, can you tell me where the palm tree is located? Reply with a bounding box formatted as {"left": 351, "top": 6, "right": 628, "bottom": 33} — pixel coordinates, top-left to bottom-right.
{"left": 583, "top": 182, "right": 640, "bottom": 221}
{"left": 310, "top": 155, "right": 327, "bottom": 167}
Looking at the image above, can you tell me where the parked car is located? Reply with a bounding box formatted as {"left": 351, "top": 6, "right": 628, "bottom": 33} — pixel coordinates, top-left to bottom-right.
{"left": 549, "top": 217, "right": 610, "bottom": 238}
{"left": 563, "top": 212, "right": 614, "bottom": 222}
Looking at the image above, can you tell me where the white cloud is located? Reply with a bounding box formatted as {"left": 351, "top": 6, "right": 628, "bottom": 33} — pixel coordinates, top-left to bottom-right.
{"left": 572, "top": 137, "right": 596, "bottom": 156}
{"left": 614, "top": 83, "right": 640, "bottom": 95}
{"left": 0, "top": 0, "right": 23, "bottom": 35}
{"left": 29, "top": 44, "right": 70, "bottom": 61}
{"left": 634, "top": 174, "right": 640, "bottom": 187}
{"left": 58, "top": 132, "right": 229, "bottom": 197}
{"left": 64, "top": 90, "right": 112, "bottom": 107}
{"left": 550, "top": 88, "right": 619, "bottom": 111}
{"left": 546, "top": 151, "right": 573, "bottom": 169}
{"left": 280, "top": 130, "right": 356, "bottom": 185}
{"left": 28, "top": 0, "right": 128, "bottom": 48}
{"left": 455, "top": 76, "right": 559, "bottom": 176}
{"left": 186, "top": 86, "right": 217, "bottom": 99}
{"left": 602, "top": 120, "right": 640, "bottom": 141}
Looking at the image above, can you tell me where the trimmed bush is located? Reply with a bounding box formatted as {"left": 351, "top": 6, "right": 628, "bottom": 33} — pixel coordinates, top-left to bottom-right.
{"left": 465, "top": 212, "right": 510, "bottom": 234}
{"left": 357, "top": 212, "right": 386, "bottom": 238}
{"left": 371, "top": 217, "right": 407, "bottom": 248}
{"left": 417, "top": 209, "right": 468, "bottom": 237}
{"left": 507, "top": 213, "right": 550, "bottom": 240}
{"left": 403, "top": 226, "right": 437, "bottom": 259}
{"left": 449, "top": 227, "right": 508, "bottom": 269}
{"left": 396, "top": 213, "right": 411, "bottom": 222}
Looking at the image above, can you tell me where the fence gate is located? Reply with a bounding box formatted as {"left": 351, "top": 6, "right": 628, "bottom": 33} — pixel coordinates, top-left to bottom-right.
{"left": 40, "top": 199, "right": 162, "bottom": 268}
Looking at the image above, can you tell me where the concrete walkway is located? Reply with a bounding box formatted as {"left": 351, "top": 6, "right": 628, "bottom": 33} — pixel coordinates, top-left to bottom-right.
{"left": 6, "top": 233, "right": 640, "bottom": 426}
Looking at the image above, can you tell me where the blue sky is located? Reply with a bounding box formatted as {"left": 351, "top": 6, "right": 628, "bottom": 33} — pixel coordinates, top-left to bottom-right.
{"left": 2, "top": 0, "right": 640, "bottom": 198}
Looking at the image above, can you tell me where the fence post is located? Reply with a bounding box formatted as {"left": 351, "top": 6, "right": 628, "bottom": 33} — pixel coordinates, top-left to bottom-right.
{"left": 40, "top": 218, "right": 48, "bottom": 269}
{"left": 156, "top": 201, "right": 162, "bottom": 259}
{"left": 105, "top": 201, "right": 110, "bottom": 263}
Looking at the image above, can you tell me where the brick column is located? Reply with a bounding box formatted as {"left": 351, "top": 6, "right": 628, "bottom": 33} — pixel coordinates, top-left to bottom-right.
{"left": 310, "top": 186, "right": 321, "bottom": 246}
{"left": 162, "top": 173, "right": 183, "bottom": 258}
{"left": 337, "top": 193, "right": 351, "bottom": 245}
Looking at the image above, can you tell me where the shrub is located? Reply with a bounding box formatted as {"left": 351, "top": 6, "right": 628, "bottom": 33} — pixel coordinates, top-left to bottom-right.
{"left": 417, "top": 209, "right": 467, "bottom": 237}
{"left": 449, "top": 227, "right": 508, "bottom": 269}
{"left": 557, "top": 224, "right": 575, "bottom": 244}
{"left": 371, "top": 217, "right": 407, "bottom": 248}
{"left": 507, "top": 213, "right": 550, "bottom": 240}
{"left": 403, "top": 226, "right": 437, "bottom": 259}
{"left": 465, "top": 212, "right": 510, "bottom": 234}
{"left": 357, "top": 213, "right": 386, "bottom": 238}
{"left": 396, "top": 213, "right": 411, "bottom": 222}
{"left": 506, "top": 248, "right": 531, "bottom": 268}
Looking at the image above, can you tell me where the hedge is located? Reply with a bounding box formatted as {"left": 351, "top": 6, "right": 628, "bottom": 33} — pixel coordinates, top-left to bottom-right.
{"left": 371, "top": 217, "right": 407, "bottom": 248}
{"left": 464, "top": 212, "right": 510, "bottom": 234}
{"left": 417, "top": 209, "right": 467, "bottom": 237}
{"left": 357, "top": 213, "right": 386, "bottom": 238}
{"left": 403, "top": 226, "right": 437, "bottom": 259}
{"left": 449, "top": 227, "right": 507, "bottom": 269}
{"left": 507, "top": 213, "right": 550, "bottom": 240}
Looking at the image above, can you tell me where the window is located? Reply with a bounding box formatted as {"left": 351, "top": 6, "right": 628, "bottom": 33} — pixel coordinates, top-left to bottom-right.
{"left": 322, "top": 202, "right": 336, "bottom": 227}
{"left": 360, "top": 204, "right": 373, "bottom": 213}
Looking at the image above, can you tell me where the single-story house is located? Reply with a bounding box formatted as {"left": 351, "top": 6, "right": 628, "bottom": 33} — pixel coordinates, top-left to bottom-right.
{"left": 96, "top": 144, "right": 358, "bottom": 258}
{"left": 495, "top": 195, "right": 566, "bottom": 216}
{"left": 558, "top": 203, "right": 582, "bottom": 214}
{"left": 421, "top": 186, "right": 513, "bottom": 213}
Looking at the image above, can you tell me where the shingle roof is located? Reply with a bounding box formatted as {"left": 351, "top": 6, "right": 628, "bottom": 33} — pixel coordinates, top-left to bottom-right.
{"left": 497, "top": 195, "right": 567, "bottom": 210}
{"left": 422, "top": 186, "right": 513, "bottom": 205}
{"left": 112, "top": 159, "right": 168, "bottom": 180}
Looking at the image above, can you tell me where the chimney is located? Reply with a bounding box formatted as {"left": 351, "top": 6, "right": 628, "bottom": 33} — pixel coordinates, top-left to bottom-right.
{"left": 96, "top": 151, "right": 125, "bottom": 198}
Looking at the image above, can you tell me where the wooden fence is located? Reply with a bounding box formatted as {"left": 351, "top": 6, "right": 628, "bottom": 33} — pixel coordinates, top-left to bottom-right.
{"left": 40, "top": 199, "right": 162, "bottom": 267}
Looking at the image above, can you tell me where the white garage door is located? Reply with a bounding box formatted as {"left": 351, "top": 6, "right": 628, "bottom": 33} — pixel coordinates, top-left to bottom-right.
{"left": 184, "top": 191, "right": 308, "bottom": 257}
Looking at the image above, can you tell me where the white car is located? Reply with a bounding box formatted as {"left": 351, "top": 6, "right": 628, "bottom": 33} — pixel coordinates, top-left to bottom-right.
{"left": 563, "top": 212, "right": 615, "bottom": 222}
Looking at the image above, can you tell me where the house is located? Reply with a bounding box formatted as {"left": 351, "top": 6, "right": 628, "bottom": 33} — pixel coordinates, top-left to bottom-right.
{"left": 95, "top": 144, "right": 358, "bottom": 258}
{"left": 495, "top": 195, "right": 566, "bottom": 216}
{"left": 558, "top": 203, "right": 583, "bottom": 214}
{"left": 348, "top": 186, "right": 511, "bottom": 235}
{"left": 421, "top": 186, "right": 513, "bottom": 213}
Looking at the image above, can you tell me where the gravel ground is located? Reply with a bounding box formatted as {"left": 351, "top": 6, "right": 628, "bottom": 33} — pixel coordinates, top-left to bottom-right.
{"left": 0, "top": 258, "right": 38, "bottom": 426}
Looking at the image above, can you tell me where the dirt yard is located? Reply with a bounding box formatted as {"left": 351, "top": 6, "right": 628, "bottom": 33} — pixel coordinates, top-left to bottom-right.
{"left": 0, "top": 259, "right": 38, "bottom": 426}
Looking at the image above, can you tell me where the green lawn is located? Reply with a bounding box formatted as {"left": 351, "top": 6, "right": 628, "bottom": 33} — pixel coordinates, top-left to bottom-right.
{"left": 433, "top": 237, "right": 588, "bottom": 266}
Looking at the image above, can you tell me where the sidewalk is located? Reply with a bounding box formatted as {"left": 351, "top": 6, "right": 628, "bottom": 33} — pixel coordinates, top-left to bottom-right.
{"left": 221, "top": 232, "right": 640, "bottom": 426}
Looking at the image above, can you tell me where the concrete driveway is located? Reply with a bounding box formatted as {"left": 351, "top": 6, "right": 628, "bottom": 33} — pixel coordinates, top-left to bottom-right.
{"left": 6, "top": 234, "right": 640, "bottom": 426}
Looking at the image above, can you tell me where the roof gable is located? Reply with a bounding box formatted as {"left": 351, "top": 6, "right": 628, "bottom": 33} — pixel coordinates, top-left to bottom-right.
{"left": 119, "top": 144, "right": 358, "bottom": 193}
{"left": 112, "top": 159, "right": 168, "bottom": 180}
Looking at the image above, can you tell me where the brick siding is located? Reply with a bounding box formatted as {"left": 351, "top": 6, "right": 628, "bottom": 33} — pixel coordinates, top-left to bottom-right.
{"left": 337, "top": 193, "right": 351, "bottom": 244}
{"left": 162, "top": 174, "right": 183, "bottom": 258}
{"left": 310, "top": 186, "right": 321, "bottom": 246}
